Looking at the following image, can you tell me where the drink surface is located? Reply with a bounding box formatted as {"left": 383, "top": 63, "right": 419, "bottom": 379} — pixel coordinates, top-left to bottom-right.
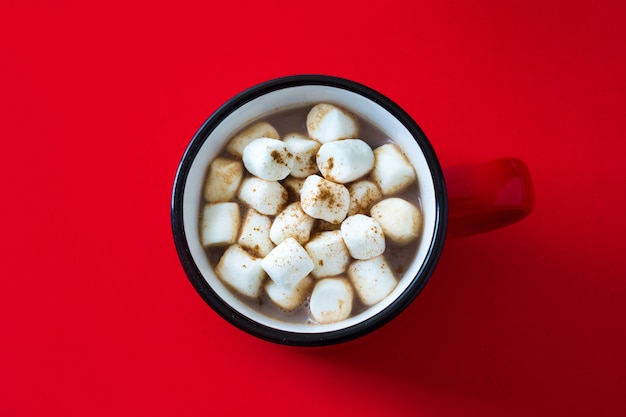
{"left": 200, "top": 104, "right": 423, "bottom": 325}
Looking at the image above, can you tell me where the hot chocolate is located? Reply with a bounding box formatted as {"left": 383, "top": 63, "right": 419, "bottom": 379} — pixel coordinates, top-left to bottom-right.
{"left": 199, "top": 103, "right": 424, "bottom": 325}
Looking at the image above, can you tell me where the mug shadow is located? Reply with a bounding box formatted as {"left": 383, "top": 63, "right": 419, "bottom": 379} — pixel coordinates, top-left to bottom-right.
{"left": 283, "top": 227, "right": 542, "bottom": 415}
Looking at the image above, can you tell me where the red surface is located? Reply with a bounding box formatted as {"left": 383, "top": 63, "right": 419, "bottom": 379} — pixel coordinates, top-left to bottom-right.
{"left": 2, "top": 1, "right": 625, "bottom": 416}
{"left": 445, "top": 157, "right": 534, "bottom": 238}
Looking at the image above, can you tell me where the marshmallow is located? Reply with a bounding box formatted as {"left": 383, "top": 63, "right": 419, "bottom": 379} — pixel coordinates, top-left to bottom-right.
{"left": 316, "top": 139, "right": 374, "bottom": 183}
{"left": 300, "top": 175, "right": 350, "bottom": 224}
{"left": 340, "top": 214, "right": 386, "bottom": 260}
{"left": 306, "top": 103, "right": 358, "bottom": 144}
{"left": 238, "top": 208, "right": 275, "bottom": 257}
{"left": 370, "top": 197, "right": 423, "bottom": 245}
{"left": 282, "top": 176, "right": 306, "bottom": 198}
{"left": 270, "top": 202, "right": 315, "bottom": 245}
{"left": 238, "top": 177, "right": 287, "bottom": 215}
{"left": 200, "top": 202, "right": 240, "bottom": 247}
{"left": 226, "top": 121, "right": 280, "bottom": 157}
{"left": 347, "top": 180, "right": 382, "bottom": 216}
{"left": 242, "top": 138, "right": 294, "bottom": 181}
{"left": 348, "top": 255, "right": 397, "bottom": 306}
{"left": 265, "top": 275, "right": 313, "bottom": 312}
{"left": 284, "top": 134, "right": 321, "bottom": 178}
{"left": 371, "top": 144, "right": 417, "bottom": 194}
{"left": 315, "top": 219, "right": 341, "bottom": 232}
{"left": 261, "top": 238, "right": 314, "bottom": 289}
{"left": 309, "top": 278, "right": 354, "bottom": 324}
{"left": 305, "top": 230, "right": 350, "bottom": 279}
{"left": 215, "top": 244, "right": 266, "bottom": 298}
{"left": 203, "top": 157, "right": 244, "bottom": 203}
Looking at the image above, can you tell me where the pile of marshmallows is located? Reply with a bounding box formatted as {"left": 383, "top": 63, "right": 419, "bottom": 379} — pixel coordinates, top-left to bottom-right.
{"left": 201, "top": 103, "right": 423, "bottom": 324}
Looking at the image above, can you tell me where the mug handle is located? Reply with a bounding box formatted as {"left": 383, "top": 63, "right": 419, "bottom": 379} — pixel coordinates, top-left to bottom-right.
{"left": 443, "top": 157, "right": 535, "bottom": 238}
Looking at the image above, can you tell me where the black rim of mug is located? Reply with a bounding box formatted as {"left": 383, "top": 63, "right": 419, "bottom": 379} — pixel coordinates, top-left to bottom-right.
{"left": 171, "top": 74, "right": 448, "bottom": 346}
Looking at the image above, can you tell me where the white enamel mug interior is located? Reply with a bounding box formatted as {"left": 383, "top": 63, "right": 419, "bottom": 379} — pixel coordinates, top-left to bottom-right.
{"left": 172, "top": 75, "right": 447, "bottom": 346}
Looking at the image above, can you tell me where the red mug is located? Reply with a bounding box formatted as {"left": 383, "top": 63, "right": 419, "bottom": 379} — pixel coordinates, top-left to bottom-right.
{"left": 171, "top": 75, "right": 534, "bottom": 346}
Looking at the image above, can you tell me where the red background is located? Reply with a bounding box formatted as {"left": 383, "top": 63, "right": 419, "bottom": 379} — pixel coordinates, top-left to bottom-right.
{"left": 2, "top": 1, "right": 625, "bottom": 416}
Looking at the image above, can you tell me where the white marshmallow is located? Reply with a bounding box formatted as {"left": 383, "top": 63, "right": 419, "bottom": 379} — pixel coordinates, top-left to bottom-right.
{"left": 316, "top": 139, "right": 374, "bottom": 183}
{"left": 265, "top": 275, "right": 313, "bottom": 312}
{"left": 300, "top": 175, "right": 350, "bottom": 224}
{"left": 340, "top": 214, "right": 386, "bottom": 260}
{"left": 371, "top": 144, "right": 417, "bottom": 194}
{"left": 226, "top": 121, "right": 279, "bottom": 157}
{"left": 282, "top": 176, "right": 306, "bottom": 198}
{"left": 242, "top": 138, "right": 294, "bottom": 181}
{"left": 314, "top": 219, "right": 341, "bottom": 232}
{"left": 203, "top": 157, "right": 244, "bottom": 203}
{"left": 305, "top": 230, "right": 350, "bottom": 279}
{"left": 347, "top": 180, "right": 382, "bottom": 216}
{"left": 370, "top": 197, "right": 423, "bottom": 245}
{"left": 238, "top": 177, "right": 287, "bottom": 215}
{"left": 200, "top": 202, "right": 240, "bottom": 248}
{"left": 215, "top": 244, "right": 266, "bottom": 298}
{"left": 261, "top": 238, "right": 314, "bottom": 289}
{"left": 348, "top": 255, "right": 397, "bottom": 306}
{"left": 306, "top": 103, "right": 358, "bottom": 144}
{"left": 309, "top": 278, "right": 354, "bottom": 324}
{"left": 284, "top": 134, "right": 321, "bottom": 178}
{"left": 270, "top": 202, "right": 315, "bottom": 245}
{"left": 238, "top": 208, "right": 275, "bottom": 257}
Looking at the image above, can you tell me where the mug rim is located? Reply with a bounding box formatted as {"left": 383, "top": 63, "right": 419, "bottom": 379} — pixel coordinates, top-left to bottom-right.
{"left": 171, "top": 74, "right": 448, "bottom": 346}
